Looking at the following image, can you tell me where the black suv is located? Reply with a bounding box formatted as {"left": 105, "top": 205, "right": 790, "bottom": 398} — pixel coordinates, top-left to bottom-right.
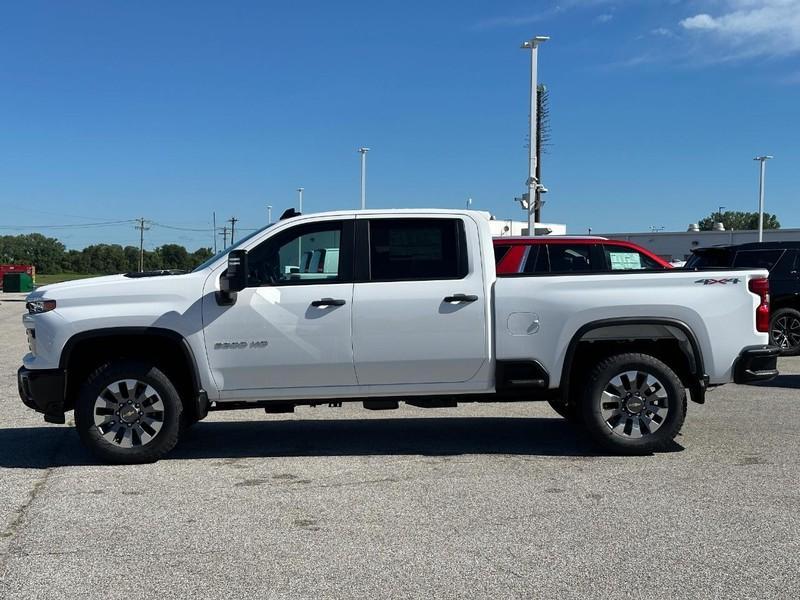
{"left": 686, "top": 241, "right": 800, "bottom": 355}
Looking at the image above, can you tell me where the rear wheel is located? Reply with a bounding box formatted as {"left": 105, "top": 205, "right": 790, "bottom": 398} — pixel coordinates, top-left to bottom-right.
{"left": 770, "top": 308, "right": 800, "bottom": 356}
{"left": 581, "top": 353, "right": 686, "bottom": 455}
{"left": 75, "top": 360, "right": 182, "bottom": 464}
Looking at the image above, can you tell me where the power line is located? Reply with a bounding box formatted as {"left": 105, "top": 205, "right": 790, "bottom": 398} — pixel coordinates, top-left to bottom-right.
{"left": 150, "top": 221, "right": 215, "bottom": 232}
{"left": 0, "top": 220, "right": 136, "bottom": 230}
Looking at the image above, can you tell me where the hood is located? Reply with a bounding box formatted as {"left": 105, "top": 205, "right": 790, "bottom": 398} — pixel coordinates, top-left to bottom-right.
{"left": 29, "top": 274, "right": 129, "bottom": 299}
{"left": 27, "top": 271, "right": 205, "bottom": 304}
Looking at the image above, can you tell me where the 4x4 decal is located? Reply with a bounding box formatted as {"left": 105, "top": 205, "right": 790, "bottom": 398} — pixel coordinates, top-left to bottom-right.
{"left": 695, "top": 278, "right": 741, "bottom": 285}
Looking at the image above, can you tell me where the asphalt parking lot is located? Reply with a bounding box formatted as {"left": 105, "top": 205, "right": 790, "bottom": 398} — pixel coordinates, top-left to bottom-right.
{"left": 1, "top": 295, "right": 799, "bottom": 599}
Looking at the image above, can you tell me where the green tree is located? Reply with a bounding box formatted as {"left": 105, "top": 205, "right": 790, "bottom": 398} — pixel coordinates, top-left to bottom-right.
{"left": 123, "top": 246, "right": 140, "bottom": 272}
{"left": 157, "top": 244, "right": 191, "bottom": 270}
{"left": 698, "top": 211, "right": 780, "bottom": 231}
{"left": 190, "top": 247, "right": 213, "bottom": 266}
{"left": 0, "top": 233, "right": 65, "bottom": 273}
{"left": 0, "top": 232, "right": 216, "bottom": 275}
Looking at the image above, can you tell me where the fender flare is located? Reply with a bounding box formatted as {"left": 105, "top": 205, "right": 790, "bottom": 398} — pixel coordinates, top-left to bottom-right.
{"left": 559, "top": 317, "right": 708, "bottom": 403}
{"left": 59, "top": 327, "right": 207, "bottom": 417}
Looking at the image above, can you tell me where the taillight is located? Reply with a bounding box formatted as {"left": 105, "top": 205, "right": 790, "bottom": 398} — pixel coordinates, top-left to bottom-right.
{"left": 748, "top": 277, "right": 770, "bottom": 333}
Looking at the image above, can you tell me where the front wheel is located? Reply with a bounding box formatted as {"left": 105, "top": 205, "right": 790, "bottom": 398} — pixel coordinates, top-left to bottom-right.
{"left": 75, "top": 360, "right": 182, "bottom": 464}
{"left": 770, "top": 308, "right": 800, "bottom": 356}
{"left": 581, "top": 353, "right": 687, "bottom": 455}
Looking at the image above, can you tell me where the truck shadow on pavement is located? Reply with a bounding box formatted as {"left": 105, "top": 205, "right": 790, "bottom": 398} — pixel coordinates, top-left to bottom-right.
{"left": 0, "top": 417, "right": 684, "bottom": 469}
{"left": 752, "top": 374, "right": 800, "bottom": 390}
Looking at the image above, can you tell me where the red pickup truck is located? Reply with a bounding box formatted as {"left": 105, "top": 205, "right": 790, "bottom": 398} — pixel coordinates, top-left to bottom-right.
{"left": 493, "top": 236, "right": 671, "bottom": 275}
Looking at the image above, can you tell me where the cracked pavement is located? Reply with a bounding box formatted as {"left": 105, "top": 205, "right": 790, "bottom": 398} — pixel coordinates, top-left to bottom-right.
{"left": 1, "top": 294, "right": 799, "bottom": 599}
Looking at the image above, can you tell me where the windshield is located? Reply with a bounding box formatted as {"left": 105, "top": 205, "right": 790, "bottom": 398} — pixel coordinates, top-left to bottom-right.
{"left": 192, "top": 224, "right": 274, "bottom": 272}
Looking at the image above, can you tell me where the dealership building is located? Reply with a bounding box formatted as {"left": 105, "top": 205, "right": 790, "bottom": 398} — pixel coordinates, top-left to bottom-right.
{"left": 598, "top": 228, "right": 800, "bottom": 263}
{"left": 486, "top": 212, "right": 800, "bottom": 264}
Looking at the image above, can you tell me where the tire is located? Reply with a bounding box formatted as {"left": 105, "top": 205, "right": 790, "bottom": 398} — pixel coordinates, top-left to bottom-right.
{"left": 547, "top": 398, "right": 582, "bottom": 424}
{"left": 75, "top": 360, "right": 182, "bottom": 464}
{"left": 581, "top": 353, "right": 687, "bottom": 455}
{"left": 770, "top": 308, "right": 800, "bottom": 356}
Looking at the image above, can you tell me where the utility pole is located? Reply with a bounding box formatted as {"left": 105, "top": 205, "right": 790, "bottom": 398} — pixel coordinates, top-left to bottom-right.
{"left": 267, "top": 205, "right": 273, "bottom": 225}
{"left": 213, "top": 211, "right": 217, "bottom": 253}
{"left": 296, "top": 188, "right": 304, "bottom": 267}
{"left": 228, "top": 217, "right": 238, "bottom": 245}
{"left": 520, "top": 36, "right": 549, "bottom": 236}
{"left": 754, "top": 155, "right": 773, "bottom": 242}
{"left": 358, "top": 147, "right": 369, "bottom": 209}
{"left": 219, "top": 226, "right": 228, "bottom": 249}
{"left": 135, "top": 218, "right": 150, "bottom": 272}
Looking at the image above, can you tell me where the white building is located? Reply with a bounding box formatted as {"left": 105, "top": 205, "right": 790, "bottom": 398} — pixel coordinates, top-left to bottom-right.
{"left": 477, "top": 212, "right": 567, "bottom": 237}
{"left": 598, "top": 228, "right": 800, "bottom": 262}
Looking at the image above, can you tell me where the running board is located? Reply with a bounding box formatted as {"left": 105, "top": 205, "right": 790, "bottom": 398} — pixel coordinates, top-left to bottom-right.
{"left": 507, "top": 378, "right": 546, "bottom": 388}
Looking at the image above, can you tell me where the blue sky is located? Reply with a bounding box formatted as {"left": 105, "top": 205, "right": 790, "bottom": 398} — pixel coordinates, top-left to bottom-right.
{"left": 1, "top": 0, "right": 798, "bottom": 250}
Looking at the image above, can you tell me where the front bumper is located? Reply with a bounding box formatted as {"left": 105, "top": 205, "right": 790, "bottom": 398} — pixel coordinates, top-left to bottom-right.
{"left": 17, "top": 367, "right": 66, "bottom": 424}
{"left": 733, "top": 345, "right": 780, "bottom": 384}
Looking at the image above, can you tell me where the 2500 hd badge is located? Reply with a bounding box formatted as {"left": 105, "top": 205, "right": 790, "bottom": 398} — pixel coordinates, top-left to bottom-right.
{"left": 214, "top": 340, "right": 269, "bottom": 350}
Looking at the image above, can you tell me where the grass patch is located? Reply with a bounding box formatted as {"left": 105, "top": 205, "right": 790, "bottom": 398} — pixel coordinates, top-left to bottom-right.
{"left": 35, "top": 272, "right": 103, "bottom": 286}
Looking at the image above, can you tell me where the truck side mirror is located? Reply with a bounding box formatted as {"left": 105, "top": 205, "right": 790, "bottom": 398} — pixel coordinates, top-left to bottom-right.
{"left": 217, "top": 249, "right": 248, "bottom": 305}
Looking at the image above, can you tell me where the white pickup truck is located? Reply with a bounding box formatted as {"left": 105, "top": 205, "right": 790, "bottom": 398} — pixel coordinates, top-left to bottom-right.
{"left": 18, "top": 209, "right": 779, "bottom": 463}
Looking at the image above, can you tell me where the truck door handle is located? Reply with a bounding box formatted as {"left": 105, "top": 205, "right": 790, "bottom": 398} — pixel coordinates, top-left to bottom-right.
{"left": 311, "top": 298, "right": 346, "bottom": 307}
{"left": 443, "top": 294, "right": 478, "bottom": 303}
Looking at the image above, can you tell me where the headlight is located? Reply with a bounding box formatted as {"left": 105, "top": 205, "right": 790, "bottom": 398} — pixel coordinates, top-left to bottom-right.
{"left": 26, "top": 299, "right": 57, "bottom": 314}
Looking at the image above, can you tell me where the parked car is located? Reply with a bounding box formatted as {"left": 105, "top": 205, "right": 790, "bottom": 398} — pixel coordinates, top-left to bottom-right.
{"left": 493, "top": 236, "right": 672, "bottom": 275}
{"left": 19, "top": 209, "right": 777, "bottom": 463}
{"left": 686, "top": 241, "right": 800, "bottom": 355}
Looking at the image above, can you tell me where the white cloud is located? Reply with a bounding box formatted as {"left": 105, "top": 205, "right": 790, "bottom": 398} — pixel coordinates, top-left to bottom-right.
{"left": 650, "top": 27, "right": 676, "bottom": 37}
{"left": 473, "top": 0, "right": 622, "bottom": 30}
{"left": 679, "top": 0, "right": 800, "bottom": 58}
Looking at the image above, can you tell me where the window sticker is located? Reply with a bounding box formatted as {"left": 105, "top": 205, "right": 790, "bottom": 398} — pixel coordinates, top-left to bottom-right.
{"left": 609, "top": 251, "right": 643, "bottom": 270}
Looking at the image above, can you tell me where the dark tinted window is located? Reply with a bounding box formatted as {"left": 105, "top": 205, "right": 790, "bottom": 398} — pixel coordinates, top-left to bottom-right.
{"left": 732, "top": 249, "right": 785, "bottom": 271}
{"left": 685, "top": 249, "right": 732, "bottom": 269}
{"left": 604, "top": 245, "right": 661, "bottom": 270}
{"left": 369, "top": 219, "right": 465, "bottom": 281}
{"left": 494, "top": 244, "right": 511, "bottom": 265}
{"left": 547, "top": 244, "right": 594, "bottom": 273}
{"left": 523, "top": 245, "right": 548, "bottom": 273}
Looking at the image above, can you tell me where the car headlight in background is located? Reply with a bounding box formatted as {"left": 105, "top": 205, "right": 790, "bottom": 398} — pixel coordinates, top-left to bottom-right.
{"left": 26, "top": 300, "right": 57, "bottom": 314}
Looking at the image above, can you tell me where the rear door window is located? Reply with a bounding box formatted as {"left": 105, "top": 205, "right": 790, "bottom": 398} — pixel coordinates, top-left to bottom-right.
{"left": 732, "top": 249, "right": 785, "bottom": 272}
{"left": 546, "top": 244, "right": 595, "bottom": 273}
{"left": 604, "top": 244, "right": 661, "bottom": 270}
{"left": 368, "top": 218, "right": 466, "bottom": 281}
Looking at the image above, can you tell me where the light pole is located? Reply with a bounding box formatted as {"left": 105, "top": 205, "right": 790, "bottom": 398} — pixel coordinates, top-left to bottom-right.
{"left": 358, "top": 147, "right": 369, "bottom": 209}
{"left": 297, "top": 187, "right": 304, "bottom": 213}
{"left": 521, "top": 35, "right": 549, "bottom": 236}
{"left": 267, "top": 205, "right": 272, "bottom": 225}
{"left": 718, "top": 205, "right": 725, "bottom": 225}
{"left": 754, "top": 155, "right": 773, "bottom": 242}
